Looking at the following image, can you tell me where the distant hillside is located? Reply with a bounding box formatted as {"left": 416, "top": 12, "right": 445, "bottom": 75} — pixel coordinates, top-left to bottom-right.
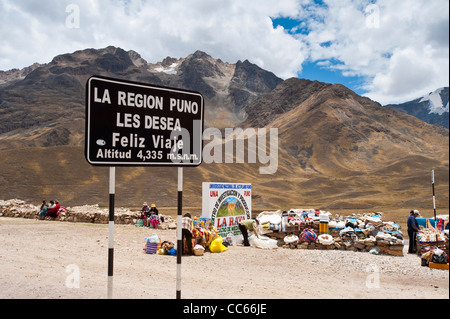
{"left": 0, "top": 47, "right": 448, "bottom": 212}
{"left": 243, "top": 79, "right": 448, "bottom": 177}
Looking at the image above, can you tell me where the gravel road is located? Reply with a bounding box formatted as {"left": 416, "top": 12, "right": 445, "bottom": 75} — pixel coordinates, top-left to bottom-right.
{"left": 0, "top": 217, "right": 448, "bottom": 299}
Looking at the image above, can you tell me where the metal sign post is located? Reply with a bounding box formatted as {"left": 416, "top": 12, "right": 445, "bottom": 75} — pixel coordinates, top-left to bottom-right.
{"left": 431, "top": 170, "right": 437, "bottom": 227}
{"left": 85, "top": 75, "right": 203, "bottom": 299}
{"left": 176, "top": 167, "right": 183, "bottom": 299}
{"left": 107, "top": 166, "right": 115, "bottom": 299}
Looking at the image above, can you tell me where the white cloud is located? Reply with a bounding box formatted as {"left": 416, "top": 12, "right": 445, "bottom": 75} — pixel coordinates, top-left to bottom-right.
{"left": 0, "top": 0, "right": 306, "bottom": 78}
{"left": 0, "top": 0, "right": 448, "bottom": 104}
{"left": 368, "top": 46, "right": 446, "bottom": 104}
{"left": 295, "top": 0, "right": 449, "bottom": 104}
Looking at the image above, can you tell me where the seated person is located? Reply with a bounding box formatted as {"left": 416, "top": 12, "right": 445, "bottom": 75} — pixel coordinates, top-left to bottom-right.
{"left": 140, "top": 202, "right": 150, "bottom": 216}
{"left": 138, "top": 202, "right": 149, "bottom": 222}
{"left": 149, "top": 203, "right": 158, "bottom": 216}
{"left": 39, "top": 200, "right": 48, "bottom": 220}
{"left": 147, "top": 204, "right": 160, "bottom": 229}
{"left": 46, "top": 200, "right": 60, "bottom": 218}
{"left": 141, "top": 202, "right": 150, "bottom": 213}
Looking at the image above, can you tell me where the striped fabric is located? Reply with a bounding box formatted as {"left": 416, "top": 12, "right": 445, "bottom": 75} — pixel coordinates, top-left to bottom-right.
{"left": 301, "top": 229, "right": 317, "bottom": 242}
{"left": 146, "top": 242, "right": 158, "bottom": 254}
{"left": 319, "top": 222, "right": 329, "bottom": 234}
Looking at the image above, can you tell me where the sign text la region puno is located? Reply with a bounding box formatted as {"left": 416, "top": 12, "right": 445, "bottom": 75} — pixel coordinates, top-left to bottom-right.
{"left": 85, "top": 76, "right": 204, "bottom": 166}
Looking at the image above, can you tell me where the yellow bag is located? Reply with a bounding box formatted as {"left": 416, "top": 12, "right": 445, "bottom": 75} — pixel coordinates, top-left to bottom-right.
{"left": 209, "top": 237, "right": 228, "bottom": 253}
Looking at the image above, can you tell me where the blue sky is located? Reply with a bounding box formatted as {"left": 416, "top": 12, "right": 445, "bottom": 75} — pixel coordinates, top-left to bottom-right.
{"left": 272, "top": 16, "right": 368, "bottom": 96}
{"left": 0, "top": 0, "right": 448, "bottom": 104}
{"left": 297, "top": 59, "right": 367, "bottom": 96}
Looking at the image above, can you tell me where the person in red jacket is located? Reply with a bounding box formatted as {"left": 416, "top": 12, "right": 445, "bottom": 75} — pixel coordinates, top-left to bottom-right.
{"left": 46, "top": 200, "right": 60, "bottom": 218}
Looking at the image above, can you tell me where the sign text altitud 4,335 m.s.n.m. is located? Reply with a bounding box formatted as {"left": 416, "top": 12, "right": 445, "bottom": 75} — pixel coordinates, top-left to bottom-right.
{"left": 85, "top": 76, "right": 204, "bottom": 166}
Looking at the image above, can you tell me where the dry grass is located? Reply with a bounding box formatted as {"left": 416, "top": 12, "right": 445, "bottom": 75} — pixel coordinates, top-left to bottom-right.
{"left": 1, "top": 146, "right": 447, "bottom": 232}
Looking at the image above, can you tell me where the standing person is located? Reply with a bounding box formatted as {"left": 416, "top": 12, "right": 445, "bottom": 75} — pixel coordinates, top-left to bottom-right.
{"left": 407, "top": 210, "right": 420, "bottom": 254}
{"left": 238, "top": 218, "right": 259, "bottom": 246}
{"left": 182, "top": 213, "right": 193, "bottom": 255}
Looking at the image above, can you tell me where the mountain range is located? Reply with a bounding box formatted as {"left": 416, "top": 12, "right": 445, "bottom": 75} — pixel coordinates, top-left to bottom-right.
{"left": 0, "top": 46, "right": 448, "bottom": 213}
{"left": 385, "top": 87, "right": 449, "bottom": 129}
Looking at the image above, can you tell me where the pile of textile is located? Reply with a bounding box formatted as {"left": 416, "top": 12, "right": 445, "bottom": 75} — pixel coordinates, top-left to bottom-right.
{"left": 257, "top": 209, "right": 405, "bottom": 256}
{"left": 257, "top": 210, "right": 289, "bottom": 233}
{"left": 192, "top": 226, "right": 219, "bottom": 249}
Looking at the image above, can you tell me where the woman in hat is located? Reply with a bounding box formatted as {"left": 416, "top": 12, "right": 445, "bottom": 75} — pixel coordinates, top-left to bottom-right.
{"left": 140, "top": 202, "right": 150, "bottom": 225}
{"left": 148, "top": 204, "right": 160, "bottom": 228}
{"left": 147, "top": 204, "right": 159, "bottom": 229}
{"left": 149, "top": 203, "right": 159, "bottom": 216}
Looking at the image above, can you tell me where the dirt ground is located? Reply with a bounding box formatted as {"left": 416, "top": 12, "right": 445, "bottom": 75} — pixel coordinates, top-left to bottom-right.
{"left": 0, "top": 217, "right": 448, "bottom": 300}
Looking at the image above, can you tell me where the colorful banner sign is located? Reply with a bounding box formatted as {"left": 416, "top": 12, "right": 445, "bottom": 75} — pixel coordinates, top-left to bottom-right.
{"left": 202, "top": 182, "right": 252, "bottom": 241}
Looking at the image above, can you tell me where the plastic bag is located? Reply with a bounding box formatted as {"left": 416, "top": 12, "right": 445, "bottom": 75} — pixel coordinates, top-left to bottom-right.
{"left": 258, "top": 211, "right": 282, "bottom": 225}
{"left": 249, "top": 235, "right": 278, "bottom": 249}
{"left": 210, "top": 237, "right": 228, "bottom": 253}
{"left": 161, "top": 241, "right": 175, "bottom": 252}
{"left": 432, "top": 254, "right": 447, "bottom": 264}
{"left": 146, "top": 234, "right": 159, "bottom": 244}
{"left": 336, "top": 221, "right": 345, "bottom": 229}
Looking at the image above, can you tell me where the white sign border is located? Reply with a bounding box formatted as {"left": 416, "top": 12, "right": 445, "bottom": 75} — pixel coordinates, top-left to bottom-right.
{"left": 85, "top": 75, "right": 204, "bottom": 167}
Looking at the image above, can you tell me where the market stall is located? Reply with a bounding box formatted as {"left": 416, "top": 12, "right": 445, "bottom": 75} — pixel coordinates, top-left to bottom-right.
{"left": 255, "top": 209, "right": 405, "bottom": 256}
{"left": 142, "top": 216, "right": 229, "bottom": 256}
{"left": 416, "top": 215, "right": 449, "bottom": 270}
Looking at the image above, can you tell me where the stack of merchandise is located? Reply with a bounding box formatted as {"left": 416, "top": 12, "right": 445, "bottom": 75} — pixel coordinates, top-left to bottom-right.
{"left": 145, "top": 234, "right": 159, "bottom": 254}
{"left": 417, "top": 217, "right": 449, "bottom": 269}
{"left": 257, "top": 209, "right": 405, "bottom": 255}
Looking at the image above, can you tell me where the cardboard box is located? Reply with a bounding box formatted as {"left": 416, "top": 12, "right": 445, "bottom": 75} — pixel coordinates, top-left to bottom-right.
{"left": 429, "top": 262, "right": 449, "bottom": 270}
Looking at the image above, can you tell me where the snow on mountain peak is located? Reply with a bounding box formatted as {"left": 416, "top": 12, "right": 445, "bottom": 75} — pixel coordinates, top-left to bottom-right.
{"left": 419, "top": 87, "right": 449, "bottom": 115}
{"left": 154, "top": 62, "right": 179, "bottom": 75}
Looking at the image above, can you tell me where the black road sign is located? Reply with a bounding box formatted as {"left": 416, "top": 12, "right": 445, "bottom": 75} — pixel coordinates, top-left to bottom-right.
{"left": 85, "top": 76, "right": 204, "bottom": 166}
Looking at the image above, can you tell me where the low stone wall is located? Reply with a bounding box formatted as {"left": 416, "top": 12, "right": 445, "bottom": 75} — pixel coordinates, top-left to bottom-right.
{"left": 278, "top": 236, "right": 405, "bottom": 256}
{"left": 0, "top": 199, "right": 177, "bottom": 230}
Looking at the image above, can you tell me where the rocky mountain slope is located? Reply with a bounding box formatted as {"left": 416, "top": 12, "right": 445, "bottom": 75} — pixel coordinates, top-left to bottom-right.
{"left": 243, "top": 78, "right": 448, "bottom": 177}
{"left": 0, "top": 46, "right": 448, "bottom": 212}
{"left": 0, "top": 46, "right": 282, "bottom": 151}
{"left": 385, "top": 87, "right": 449, "bottom": 129}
